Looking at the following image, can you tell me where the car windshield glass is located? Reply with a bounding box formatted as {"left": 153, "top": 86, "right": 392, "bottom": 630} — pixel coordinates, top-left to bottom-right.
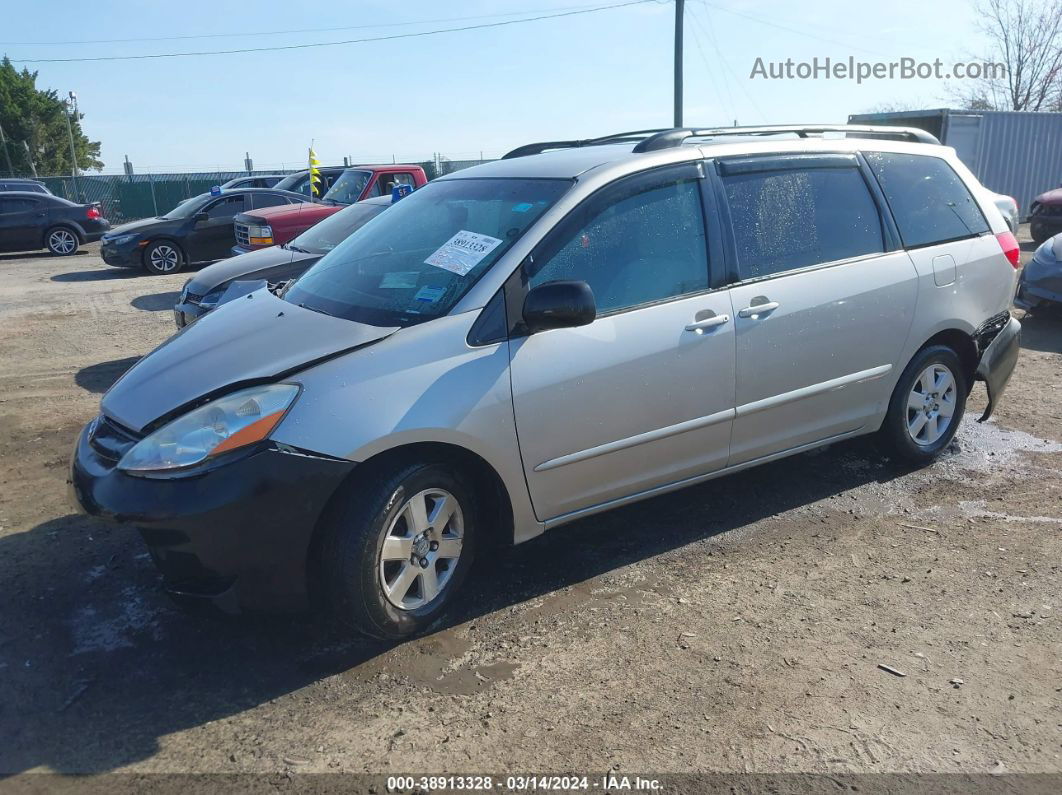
{"left": 286, "top": 178, "right": 571, "bottom": 327}
{"left": 160, "top": 193, "right": 210, "bottom": 219}
{"left": 323, "top": 170, "right": 372, "bottom": 204}
{"left": 291, "top": 201, "right": 388, "bottom": 254}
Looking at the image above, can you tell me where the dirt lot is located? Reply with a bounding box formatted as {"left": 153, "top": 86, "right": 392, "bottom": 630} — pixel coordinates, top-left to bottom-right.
{"left": 0, "top": 239, "right": 1059, "bottom": 778}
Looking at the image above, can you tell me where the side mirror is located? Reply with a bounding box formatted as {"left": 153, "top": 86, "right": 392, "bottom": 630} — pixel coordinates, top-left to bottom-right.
{"left": 193, "top": 211, "right": 209, "bottom": 224}
{"left": 522, "top": 280, "right": 596, "bottom": 333}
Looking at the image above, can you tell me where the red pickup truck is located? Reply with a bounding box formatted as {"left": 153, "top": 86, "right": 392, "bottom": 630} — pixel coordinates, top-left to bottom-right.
{"left": 231, "top": 164, "right": 427, "bottom": 254}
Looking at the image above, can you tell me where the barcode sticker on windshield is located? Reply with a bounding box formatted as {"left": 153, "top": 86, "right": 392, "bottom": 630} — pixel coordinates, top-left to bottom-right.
{"left": 425, "top": 230, "right": 503, "bottom": 276}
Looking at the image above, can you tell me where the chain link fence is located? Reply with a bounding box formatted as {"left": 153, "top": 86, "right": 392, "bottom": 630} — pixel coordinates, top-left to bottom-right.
{"left": 29, "top": 158, "right": 495, "bottom": 224}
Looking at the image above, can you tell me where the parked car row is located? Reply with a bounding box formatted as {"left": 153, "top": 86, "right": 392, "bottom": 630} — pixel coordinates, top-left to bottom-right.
{"left": 71, "top": 124, "right": 1022, "bottom": 640}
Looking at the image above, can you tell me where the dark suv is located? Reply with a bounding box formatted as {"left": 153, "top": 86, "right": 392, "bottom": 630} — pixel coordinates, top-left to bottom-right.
{"left": 0, "top": 192, "right": 110, "bottom": 255}
{"left": 0, "top": 178, "right": 51, "bottom": 195}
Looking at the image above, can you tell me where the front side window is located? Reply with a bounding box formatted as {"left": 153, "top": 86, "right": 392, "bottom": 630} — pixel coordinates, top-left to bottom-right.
{"left": 250, "top": 192, "right": 289, "bottom": 210}
{"left": 286, "top": 178, "right": 571, "bottom": 327}
{"left": 722, "top": 166, "right": 884, "bottom": 281}
{"left": 528, "top": 171, "right": 709, "bottom": 314}
{"left": 205, "top": 195, "right": 245, "bottom": 219}
{"left": 865, "top": 152, "right": 989, "bottom": 248}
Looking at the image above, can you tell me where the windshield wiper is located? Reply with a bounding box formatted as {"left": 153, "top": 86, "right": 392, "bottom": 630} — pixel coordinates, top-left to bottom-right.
{"left": 287, "top": 244, "right": 311, "bottom": 253}
{"left": 296, "top": 301, "right": 333, "bottom": 318}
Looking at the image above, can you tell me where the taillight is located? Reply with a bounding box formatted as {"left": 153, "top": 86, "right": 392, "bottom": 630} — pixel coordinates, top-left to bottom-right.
{"left": 995, "top": 231, "right": 1021, "bottom": 269}
{"left": 86, "top": 205, "right": 101, "bottom": 220}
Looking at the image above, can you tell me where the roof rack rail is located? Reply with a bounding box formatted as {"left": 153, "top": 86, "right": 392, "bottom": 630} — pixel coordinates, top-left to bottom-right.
{"left": 501, "top": 128, "right": 674, "bottom": 159}
{"left": 633, "top": 124, "right": 941, "bottom": 152}
{"left": 502, "top": 124, "right": 941, "bottom": 160}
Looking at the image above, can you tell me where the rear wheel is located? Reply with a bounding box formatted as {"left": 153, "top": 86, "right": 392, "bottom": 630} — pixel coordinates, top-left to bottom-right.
{"left": 319, "top": 460, "right": 477, "bottom": 639}
{"left": 45, "top": 227, "right": 79, "bottom": 256}
{"left": 143, "top": 241, "right": 183, "bottom": 275}
{"left": 880, "top": 345, "right": 967, "bottom": 464}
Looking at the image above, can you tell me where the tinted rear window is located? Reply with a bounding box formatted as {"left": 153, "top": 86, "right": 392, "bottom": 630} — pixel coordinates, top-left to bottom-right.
{"left": 722, "top": 166, "right": 884, "bottom": 280}
{"left": 865, "top": 152, "right": 989, "bottom": 248}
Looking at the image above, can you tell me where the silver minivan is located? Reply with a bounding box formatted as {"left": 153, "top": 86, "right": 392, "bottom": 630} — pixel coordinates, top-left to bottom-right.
{"left": 72, "top": 125, "right": 1021, "bottom": 638}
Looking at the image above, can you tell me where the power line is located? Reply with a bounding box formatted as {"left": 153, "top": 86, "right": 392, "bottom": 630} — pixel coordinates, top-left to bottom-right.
{"left": 687, "top": 5, "right": 767, "bottom": 122}
{"left": 1, "top": 2, "right": 634, "bottom": 46}
{"left": 699, "top": 0, "right": 888, "bottom": 58}
{"left": 9, "top": 0, "right": 662, "bottom": 64}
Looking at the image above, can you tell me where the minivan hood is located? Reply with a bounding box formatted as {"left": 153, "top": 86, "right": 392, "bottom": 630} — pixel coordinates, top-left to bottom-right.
{"left": 102, "top": 289, "right": 397, "bottom": 432}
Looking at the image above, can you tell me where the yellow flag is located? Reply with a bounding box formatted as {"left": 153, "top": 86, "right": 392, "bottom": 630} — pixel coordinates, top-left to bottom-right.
{"left": 309, "top": 147, "right": 321, "bottom": 197}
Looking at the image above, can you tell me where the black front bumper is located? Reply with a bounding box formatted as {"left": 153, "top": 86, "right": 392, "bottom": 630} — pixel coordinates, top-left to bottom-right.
{"left": 100, "top": 241, "right": 142, "bottom": 268}
{"left": 1030, "top": 216, "right": 1062, "bottom": 242}
{"left": 70, "top": 420, "right": 355, "bottom": 612}
{"left": 173, "top": 299, "right": 210, "bottom": 329}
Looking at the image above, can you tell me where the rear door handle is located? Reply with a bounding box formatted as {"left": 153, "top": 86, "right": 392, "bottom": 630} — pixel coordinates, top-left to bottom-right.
{"left": 737, "top": 301, "right": 780, "bottom": 318}
{"left": 685, "top": 314, "right": 730, "bottom": 332}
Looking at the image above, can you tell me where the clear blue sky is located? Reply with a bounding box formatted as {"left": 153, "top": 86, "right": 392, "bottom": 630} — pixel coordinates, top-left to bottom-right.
{"left": 3, "top": 0, "right": 988, "bottom": 174}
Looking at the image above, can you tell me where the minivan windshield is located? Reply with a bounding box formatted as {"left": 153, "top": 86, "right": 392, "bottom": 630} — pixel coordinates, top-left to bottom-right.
{"left": 289, "top": 200, "right": 388, "bottom": 254}
{"left": 286, "top": 178, "right": 571, "bottom": 327}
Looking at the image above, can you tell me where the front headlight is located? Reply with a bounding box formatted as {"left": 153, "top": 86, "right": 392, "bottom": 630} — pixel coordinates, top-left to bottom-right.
{"left": 108, "top": 233, "right": 140, "bottom": 246}
{"left": 246, "top": 224, "right": 273, "bottom": 245}
{"left": 118, "top": 384, "right": 299, "bottom": 472}
{"left": 197, "top": 285, "right": 228, "bottom": 307}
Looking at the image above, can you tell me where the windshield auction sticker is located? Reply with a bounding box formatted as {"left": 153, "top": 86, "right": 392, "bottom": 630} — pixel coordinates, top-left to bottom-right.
{"left": 425, "top": 230, "right": 503, "bottom": 276}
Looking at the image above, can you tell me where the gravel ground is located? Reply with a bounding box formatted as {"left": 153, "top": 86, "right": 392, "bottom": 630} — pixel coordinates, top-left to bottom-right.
{"left": 0, "top": 239, "right": 1059, "bottom": 778}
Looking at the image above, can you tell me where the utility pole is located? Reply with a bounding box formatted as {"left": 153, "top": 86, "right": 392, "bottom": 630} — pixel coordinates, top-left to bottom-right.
{"left": 64, "top": 91, "right": 81, "bottom": 200}
{"left": 23, "top": 141, "right": 38, "bottom": 178}
{"left": 0, "top": 121, "right": 13, "bottom": 177}
{"left": 674, "top": 0, "right": 684, "bottom": 128}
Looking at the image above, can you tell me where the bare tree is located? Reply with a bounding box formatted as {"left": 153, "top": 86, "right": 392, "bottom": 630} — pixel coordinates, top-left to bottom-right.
{"left": 952, "top": 0, "right": 1062, "bottom": 111}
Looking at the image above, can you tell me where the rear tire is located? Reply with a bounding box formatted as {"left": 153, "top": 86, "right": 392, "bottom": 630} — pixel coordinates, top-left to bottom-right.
{"left": 45, "top": 226, "right": 79, "bottom": 256}
{"left": 318, "top": 460, "right": 478, "bottom": 639}
{"left": 143, "top": 240, "right": 184, "bottom": 275}
{"left": 880, "top": 345, "right": 967, "bottom": 464}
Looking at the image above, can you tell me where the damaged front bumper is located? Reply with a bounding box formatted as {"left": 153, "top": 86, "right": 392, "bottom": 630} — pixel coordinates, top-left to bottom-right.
{"left": 70, "top": 419, "right": 355, "bottom": 612}
{"left": 974, "top": 314, "right": 1021, "bottom": 422}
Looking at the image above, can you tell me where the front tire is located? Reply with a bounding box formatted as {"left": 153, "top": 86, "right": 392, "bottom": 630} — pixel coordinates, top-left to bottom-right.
{"left": 880, "top": 345, "right": 967, "bottom": 464}
{"left": 319, "top": 460, "right": 477, "bottom": 639}
{"left": 45, "top": 227, "right": 79, "bottom": 256}
{"left": 143, "top": 241, "right": 184, "bottom": 275}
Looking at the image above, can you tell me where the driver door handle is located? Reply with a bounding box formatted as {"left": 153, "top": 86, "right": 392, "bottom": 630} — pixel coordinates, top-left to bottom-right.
{"left": 738, "top": 301, "right": 780, "bottom": 318}
{"left": 685, "top": 314, "right": 730, "bottom": 332}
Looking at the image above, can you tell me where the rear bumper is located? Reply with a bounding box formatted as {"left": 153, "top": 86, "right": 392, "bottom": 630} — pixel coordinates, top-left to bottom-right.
{"left": 974, "top": 316, "right": 1021, "bottom": 422}
{"left": 70, "top": 420, "right": 356, "bottom": 612}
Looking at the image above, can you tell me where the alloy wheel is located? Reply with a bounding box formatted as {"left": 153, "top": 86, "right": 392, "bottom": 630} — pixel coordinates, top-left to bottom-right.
{"left": 48, "top": 229, "right": 76, "bottom": 255}
{"left": 378, "top": 488, "right": 464, "bottom": 610}
{"left": 149, "top": 244, "right": 179, "bottom": 272}
{"left": 906, "top": 363, "right": 957, "bottom": 446}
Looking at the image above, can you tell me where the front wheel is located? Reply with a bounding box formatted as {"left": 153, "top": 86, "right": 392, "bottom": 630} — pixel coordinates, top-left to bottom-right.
{"left": 880, "top": 345, "right": 967, "bottom": 464}
{"left": 143, "top": 241, "right": 184, "bottom": 275}
{"left": 319, "top": 461, "right": 477, "bottom": 639}
{"left": 45, "top": 227, "right": 79, "bottom": 256}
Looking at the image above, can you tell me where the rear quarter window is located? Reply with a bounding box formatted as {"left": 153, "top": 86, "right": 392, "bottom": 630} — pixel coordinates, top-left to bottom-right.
{"left": 865, "top": 152, "right": 989, "bottom": 248}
